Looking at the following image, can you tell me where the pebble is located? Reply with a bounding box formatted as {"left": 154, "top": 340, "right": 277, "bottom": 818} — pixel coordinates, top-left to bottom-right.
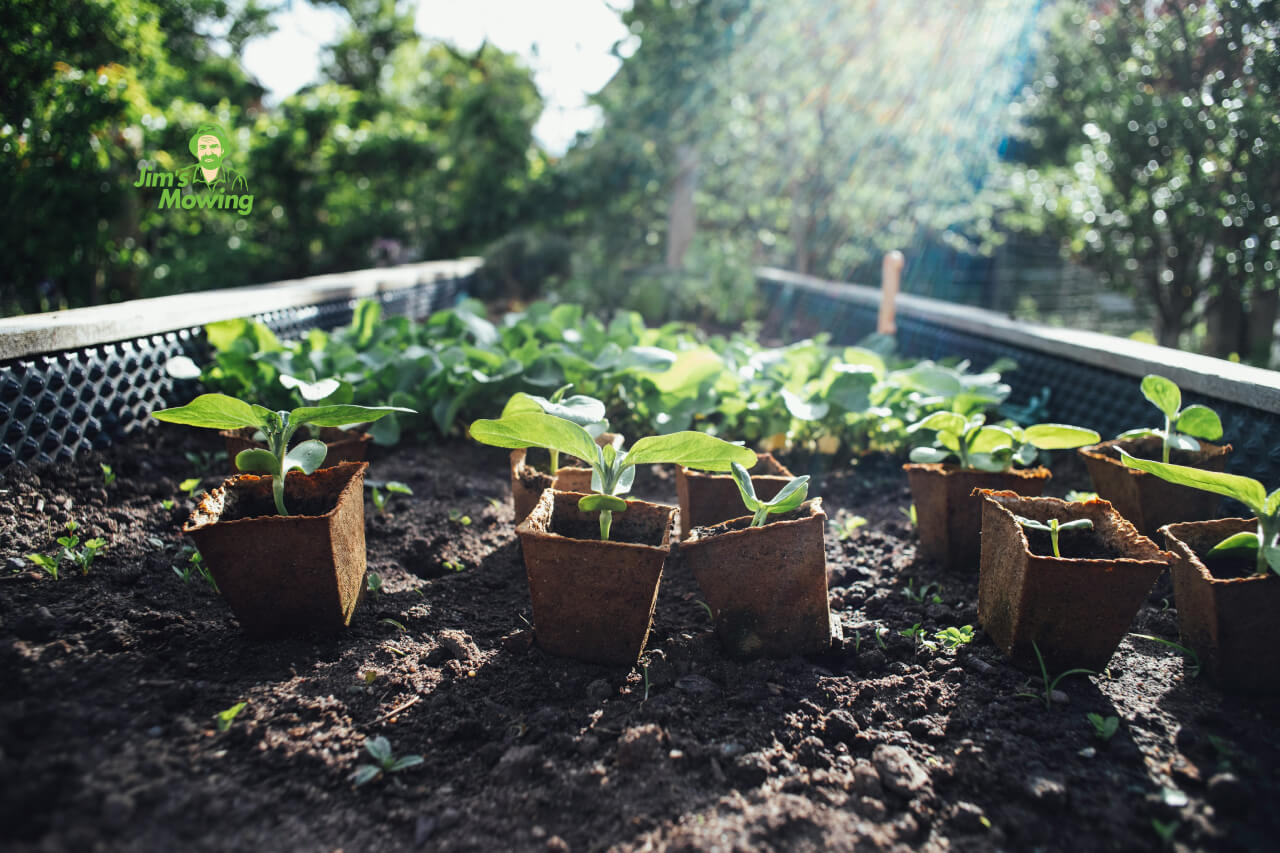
{"left": 871, "top": 744, "right": 930, "bottom": 797}
{"left": 674, "top": 673, "right": 717, "bottom": 696}
{"left": 1050, "top": 689, "right": 1070, "bottom": 705}
{"left": 5, "top": 557, "right": 26, "bottom": 572}
{"left": 414, "top": 816, "right": 438, "bottom": 845}
{"left": 491, "top": 745, "right": 541, "bottom": 782}
{"left": 1025, "top": 774, "right": 1067, "bottom": 810}
{"left": 437, "top": 629, "right": 481, "bottom": 667}
{"left": 965, "top": 657, "right": 994, "bottom": 675}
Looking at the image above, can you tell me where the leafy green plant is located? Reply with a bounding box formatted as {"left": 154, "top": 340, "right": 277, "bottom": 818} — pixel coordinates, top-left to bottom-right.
{"left": 935, "top": 625, "right": 974, "bottom": 649}
{"left": 179, "top": 478, "right": 203, "bottom": 498}
{"left": 161, "top": 498, "right": 176, "bottom": 511}
{"left": 369, "top": 481, "right": 413, "bottom": 515}
{"left": 1086, "top": 712, "right": 1120, "bottom": 742}
{"left": 1116, "top": 375, "right": 1223, "bottom": 464}
{"left": 1065, "top": 490, "right": 1098, "bottom": 502}
{"left": 501, "top": 386, "right": 609, "bottom": 473}
{"left": 832, "top": 514, "right": 867, "bottom": 540}
{"left": 902, "top": 579, "right": 942, "bottom": 605}
{"left": 1012, "top": 515, "right": 1095, "bottom": 558}
{"left": 366, "top": 573, "right": 384, "bottom": 595}
{"left": 448, "top": 509, "right": 472, "bottom": 526}
{"left": 1017, "top": 641, "right": 1096, "bottom": 710}
{"left": 469, "top": 411, "right": 756, "bottom": 540}
{"left": 352, "top": 736, "right": 424, "bottom": 787}
{"left": 152, "top": 394, "right": 414, "bottom": 516}
{"left": 28, "top": 520, "right": 107, "bottom": 579}
{"left": 215, "top": 701, "right": 247, "bottom": 733}
{"left": 901, "top": 623, "right": 937, "bottom": 654}
{"left": 1151, "top": 818, "right": 1179, "bottom": 846}
{"left": 908, "top": 412, "right": 1099, "bottom": 471}
{"left": 729, "top": 462, "right": 810, "bottom": 526}
{"left": 100, "top": 463, "right": 116, "bottom": 486}
{"left": 1118, "top": 450, "right": 1279, "bottom": 576}
{"left": 442, "top": 559, "right": 465, "bottom": 573}
{"left": 172, "top": 546, "right": 218, "bottom": 592}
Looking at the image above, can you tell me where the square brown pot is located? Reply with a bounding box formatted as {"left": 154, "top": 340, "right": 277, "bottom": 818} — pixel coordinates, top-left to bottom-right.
{"left": 1160, "top": 518, "right": 1280, "bottom": 693}
{"left": 676, "top": 452, "right": 794, "bottom": 539}
{"left": 1080, "top": 436, "right": 1232, "bottom": 536}
{"left": 904, "top": 464, "right": 1051, "bottom": 571}
{"left": 221, "top": 426, "right": 373, "bottom": 472}
{"left": 679, "top": 499, "right": 833, "bottom": 658}
{"left": 515, "top": 489, "right": 675, "bottom": 666}
{"left": 978, "top": 489, "right": 1170, "bottom": 673}
{"left": 183, "top": 461, "right": 370, "bottom": 637}
{"left": 509, "top": 433, "right": 621, "bottom": 525}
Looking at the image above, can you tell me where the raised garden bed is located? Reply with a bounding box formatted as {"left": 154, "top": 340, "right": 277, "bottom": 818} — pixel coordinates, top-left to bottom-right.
{"left": 3, "top": 426, "right": 1278, "bottom": 851}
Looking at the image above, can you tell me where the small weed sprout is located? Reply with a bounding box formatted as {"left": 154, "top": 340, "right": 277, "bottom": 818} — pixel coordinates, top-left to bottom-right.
{"left": 369, "top": 480, "right": 412, "bottom": 515}
{"left": 934, "top": 625, "right": 974, "bottom": 649}
{"left": 1151, "top": 818, "right": 1179, "bottom": 846}
{"left": 100, "top": 463, "right": 116, "bottom": 486}
{"left": 1086, "top": 713, "right": 1120, "bottom": 741}
{"left": 832, "top": 514, "right": 867, "bottom": 541}
{"left": 448, "top": 509, "right": 472, "bottom": 526}
{"left": 179, "top": 478, "right": 203, "bottom": 498}
{"left": 215, "top": 701, "right": 247, "bottom": 733}
{"left": 161, "top": 498, "right": 176, "bottom": 511}
{"left": 442, "top": 559, "right": 465, "bottom": 573}
{"left": 1128, "top": 633, "right": 1201, "bottom": 678}
{"left": 366, "top": 572, "right": 384, "bottom": 595}
{"left": 902, "top": 579, "right": 942, "bottom": 605}
{"left": 1065, "top": 490, "right": 1098, "bottom": 502}
{"left": 1013, "top": 515, "right": 1094, "bottom": 558}
{"left": 1017, "top": 641, "right": 1096, "bottom": 710}
{"left": 30, "top": 521, "right": 108, "bottom": 579}
{"left": 352, "top": 736, "right": 424, "bottom": 787}
{"left": 172, "top": 546, "right": 217, "bottom": 591}
{"left": 901, "top": 504, "right": 918, "bottom": 527}
{"left": 901, "top": 623, "right": 937, "bottom": 654}
{"left": 875, "top": 627, "right": 888, "bottom": 650}
{"left": 694, "top": 599, "right": 713, "bottom": 621}
{"left": 729, "top": 462, "right": 811, "bottom": 527}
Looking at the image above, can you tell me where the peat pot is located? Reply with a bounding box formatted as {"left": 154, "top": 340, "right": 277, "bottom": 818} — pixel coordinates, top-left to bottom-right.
{"left": 903, "top": 463, "right": 1051, "bottom": 571}
{"left": 1080, "top": 436, "right": 1232, "bottom": 536}
{"left": 183, "top": 461, "right": 370, "bottom": 637}
{"left": 509, "top": 433, "right": 621, "bottom": 525}
{"left": 515, "top": 489, "right": 675, "bottom": 666}
{"left": 221, "top": 426, "right": 373, "bottom": 472}
{"left": 676, "top": 452, "right": 794, "bottom": 539}
{"left": 977, "top": 489, "right": 1170, "bottom": 673}
{"left": 1161, "top": 518, "right": 1280, "bottom": 693}
{"left": 679, "top": 499, "right": 835, "bottom": 658}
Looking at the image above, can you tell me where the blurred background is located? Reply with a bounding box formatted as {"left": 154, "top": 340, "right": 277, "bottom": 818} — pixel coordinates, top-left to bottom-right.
{"left": 3, "top": 0, "right": 1277, "bottom": 366}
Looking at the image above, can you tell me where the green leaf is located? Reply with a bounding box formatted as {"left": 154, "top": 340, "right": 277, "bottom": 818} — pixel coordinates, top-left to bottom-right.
{"left": 908, "top": 446, "right": 952, "bottom": 464}
{"left": 1118, "top": 450, "right": 1268, "bottom": 513}
{"left": 291, "top": 404, "right": 415, "bottom": 428}
{"left": 1266, "top": 489, "right": 1280, "bottom": 517}
{"left": 578, "top": 494, "right": 628, "bottom": 513}
{"left": 1012, "top": 514, "right": 1050, "bottom": 532}
{"left": 1116, "top": 428, "right": 1161, "bottom": 441}
{"left": 352, "top": 765, "right": 382, "bottom": 787}
{"left": 152, "top": 394, "right": 268, "bottom": 431}
{"left": 521, "top": 393, "right": 607, "bottom": 426}
{"left": 781, "top": 388, "right": 830, "bottom": 421}
{"left": 368, "top": 414, "right": 401, "bottom": 446}
{"left": 763, "top": 475, "right": 809, "bottom": 512}
{"left": 1167, "top": 433, "right": 1201, "bottom": 453}
{"left": 967, "top": 452, "right": 1011, "bottom": 472}
{"left": 1058, "top": 519, "right": 1094, "bottom": 532}
{"left": 280, "top": 374, "right": 341, "bottom": 402}
{"left": 1013, "top": 443, "right": 1040, "bottom": 467}
{"left": 386, "top": 481, "right": 413, "bottom": 495}
{"left": 730, "top": 461, "right": 763, "bottom": 511}
{"left": 350, "top": 300, "right": 381, "bottom": 348}
{"left": 365, "top": 736, "right": 393, "bottom": 762}
{"left": 500, "top": 393, "right": 543, "bottom": 418}
{"left": 469, "top": 413, "right": 601, "bottom": 466}
{"left": 908, "top": 411, "right": 966, "bottom": 437}
{"left": 389, "top": 755, "right": 424, "bottom": 772}
{"left": 234, "top": 448, "right": 278, "bottom": 473}
{"left": 284, "top": 440, "right": 328, "bottom": 475}
{"left": 1141, "top": 375, "right": 1181, "bottom": 418}
{"left": 1175, "top": 405, "right": 1223, "bottom": 441}
{"left": 625, "top": 431, "right": 757, "bottom": 472}
{"left": 1206, "top": 531, "right": 1259, "bottom": 559}
{"left": 970, "top": 426, "right": 1017, "bottom": 454}
{"left": 215, "top": 701, "right": 247, "bottom": 733}
{"left": 650, "top": 348, "right": 722, "bottom": 394}
{"left": 1023, "top": 424, "right": 1100, "bottom": 450}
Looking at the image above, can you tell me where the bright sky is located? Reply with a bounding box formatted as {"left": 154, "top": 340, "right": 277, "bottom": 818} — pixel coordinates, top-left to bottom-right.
{"left": 241, "top": 0, "right": 632, "bottom": 154}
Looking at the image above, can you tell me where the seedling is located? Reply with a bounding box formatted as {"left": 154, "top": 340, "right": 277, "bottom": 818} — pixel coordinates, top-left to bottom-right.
{"left": 695, "top": 599, "right": 714, "bottom": 621}
{"left": 1129, "top": 632, "right": 1201, "bottom": 678}
{"left": 469, "top": 411, "right": 756, "bottom": 540}
{"left": 380, "top": 618, "right": 407, "bottom": 632}
{"left": 369, "top": 480, "right": 412, "bottom": 514}
{"left": 1151, "top": 818, "right": 1178, "bottom": 846}
{"left": 351, "top": 736, "right": 424, "bottom": 787}
{"left": 28, "top": 520, "right": 108, "bottom": 579}
{"left": 935, "top": 625, "right": 974, "bottom": 649}
{"left": 1012, "top": 515, "right": 1094, "bottom": 558}
{"left": 161, "top": 498, "right": 176, "bottom": 511}
{"left": 874, "top": 627, "right": 888, "bottom": 650}
{"left": 901, "top": 623, "right": 937, "bottom": 654}
{"left": 179, "top": 478, "right": 203, "bottom": 497}
{"left": 832, "top": 514, "right": 867, "bottom": 540}
{"left": 1118, "top": 450, "right": 1280, "bottom": 576}
{"left": 184, "top": 449, "right": 229, "bottom": 475}
{"left": 908, "top": 412, "right": 1099, "bottom": 471}
{"left": 500, "top": 385, "right": 609, "bottom": 473}
{"left": 1086, "top": 712, "right": 1119, "bottom": 741}
{"left": 1017, "top": 641, "right": 1096, "bottom": 710}
{"left": 448, "top": 509, "right": 472, "bottom": 526}
{"left": 902, "top": 579, "right": 942, "bottom": 604}
{"left": 366, "top": 572, "right": 384, "bottom": 595}
{"left": 172, "top": 546, "right": 217, "bottom": 591}
{"left": 729, "top": 461, "right": 810, "bottom": 527}
{"left": 152, "top": 394, "right": 413, "bottom": 516}
{"left": 100, "top": 463, "right": 116, "bottom": 486}
{"left": 1065, "top": 490, "right": 1099, "bottom": 502}
{"left": 1116, "top": 374, "right": 1223, "bottom": 464}
{"left": 901, "top": 504, "right": 917, "bottom": 527}
{"left": 442, "top": 559, "right": 465, "bottom": 573}
{"left": 215, "top": 701, "right": 247, "bottom": 733}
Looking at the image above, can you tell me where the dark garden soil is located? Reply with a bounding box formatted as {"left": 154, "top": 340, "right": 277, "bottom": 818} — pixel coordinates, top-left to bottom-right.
{"left": 2, "top": 427, "right": 1278, "bottom": 852}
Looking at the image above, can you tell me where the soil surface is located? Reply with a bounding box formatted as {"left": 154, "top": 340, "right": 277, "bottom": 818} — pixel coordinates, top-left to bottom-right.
{"left": 2, "top": 428, "right": 1278, "bottom": 852}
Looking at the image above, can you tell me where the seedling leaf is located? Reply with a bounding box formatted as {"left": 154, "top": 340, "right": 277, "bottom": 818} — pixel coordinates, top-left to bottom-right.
{"left": 1175, "top": 405, "right": 1223, "bottom": 441}
{"left": 1141, "top": 374, "right": 1181, "bottom": 418}
{"left": 152, "top": 394, "right": 267, "bottom": 430}
{"left": 1023, "top": 423, "right": 1101, "bottom": 450}
{"left": 1117, "top": 450, "right": 1267, "bottom": 513}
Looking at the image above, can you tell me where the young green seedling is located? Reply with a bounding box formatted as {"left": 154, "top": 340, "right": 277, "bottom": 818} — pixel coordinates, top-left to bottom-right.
{"left": 215, "top": 701, "right": 247, "bottom": 733}
{"left": 908, "top": 412, "right": 1099, "bottom": 471}
{"left": 1116, "top": 374, "right": 1223, "bottom": 464}
{"left": 935, "top": 625, "right": 974, "bottom": 649}
{"left": 369, "top": 480, "right": 412, "bottom": 515}
{"left": 902, "top": 579, "right": 942, "bottom": 604}
{"left": 501, "top": 385, "right": 610, "bottom": 473}
{"left": 152, "top": 394, "right": 414, "bottom": 516}
{"left": 1086, "top": 712, "right": 1119, "bottom": 742}
{"left": 1016, "top": 641, "right": 1096, "bottom": 710}
{"left": 1012, "top": 515, "right": 1095, "bottom": 558}
{"left": 469, "top": 411, "right": 756, "bottom": 540}
{"left": 832, "top": 514, "right": 867, "bottom": 540}
{"left": 28, "top": 520, "right": 108, "bottom": 579}
{"left": 729, "top": 461, "right": 810, "bottom": 527}
{"left": 352, "top": 736, "right": 423, "bottom": 786}
{"left": 100, "top": 463, "right": 116, "bottom": 486}
{"left": 1118, "top": 450, "right": 1280, "bottom": 576}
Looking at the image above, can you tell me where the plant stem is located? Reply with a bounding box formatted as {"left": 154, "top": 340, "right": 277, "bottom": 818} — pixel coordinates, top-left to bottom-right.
{"left": 751, "top": 507, "right": 770, "bottom": 527}
{"left": 550, "top": 449, "right": 560, "bottom": 473}
{"left": 599, "top": 509, "right": 613, "bottom": 541}
{"left": 1050, "top": 518, "right": 1061, "bottom": 558}
{"left": 1162, "top": 416, "right": 1172, "bottom": 463}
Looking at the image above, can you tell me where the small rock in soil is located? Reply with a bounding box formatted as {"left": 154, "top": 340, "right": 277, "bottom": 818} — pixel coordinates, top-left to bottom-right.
{"left": 949, "top": 801, "right": 988, "bottom": 832}
{"left": 437, "top": 629, "right": 481, "bottom": 666}
{"left": 1025, "top": 775, "right": 1067, "bottom": 810}
{"left": 491, "top": 745, "right": 541, "bottom": 782}
{"left": 1049, "top": 689, "right": 1070, "bottom": 705}
{"left": 5, "top": 557, "right": 27, "bottom": 572}
{"left": 850, "top": 758, "right": 883, "bottom": 797}
{"left": 964, "top": 657, "right": 993, "bottom": 675}
{"left": 822, "top": 708, "right": 860, "bottom": 745}
{"left": 872, "top": 744, "right": 930, "bottom": 797}
{"left": 414, "top": 816, "right": 437, "bottom": 845}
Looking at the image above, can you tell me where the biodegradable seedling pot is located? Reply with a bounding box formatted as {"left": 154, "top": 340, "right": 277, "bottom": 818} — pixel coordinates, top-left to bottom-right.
{"left": 509, "top": 433, "right": 621, "bottom": 525}
{"left": 515, "top": 489, "right": 675, "bottom": 666}
{"left": 904, "top": 463, "right": 1051, "bottom": 571}
{"left": 679, "top": 499, "right": 834, "bottom": 658}
{"left": 676, "top": 452, "right": 794, "bottom": 539}
{"left": 183, "top": 461, "right": 370, "bottom": 637}
{"left": 1080, "top": 436, "right": 1233, "bottom": 536}
{"left": 977, "top": 489, "right": 1170, "bottom": 673}
{"left": 1160, "top": 518, "right": 1280, "bottom": 693}
{"left": 221, "top": 426, "right": 373, "bottom": 471}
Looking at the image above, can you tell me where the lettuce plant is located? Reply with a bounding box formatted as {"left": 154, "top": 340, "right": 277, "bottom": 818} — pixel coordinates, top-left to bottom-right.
{"left": 907, "top": 412, "right": 1099, "bottom": 471}
{"left": 469, "top": 411, "right": 756, "bottom": 540}
{"left": 1118, "top": 450, "right": 1280, "bottom": 575}
{"left": 1115, "top": 374, "right": 1223, "bottom": 463}
{"left": 729, "top": 461, "right": 810, "bottom": 527}
{"left": 152, "top": 394, "right": 414, "bottom": 516}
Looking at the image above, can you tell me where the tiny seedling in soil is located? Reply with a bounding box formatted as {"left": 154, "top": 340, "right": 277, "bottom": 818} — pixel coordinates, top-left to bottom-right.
{"left": 934, "top": 625, "right": 974, "bottom": 649}
{"left": 369, "top": 480, "right": 412, "bottom": 515}
{"left": 172, "top": 547, "right": 218, "bottom": 592}
{"left": 875, "top": 627, "right": 888, "bottom": 650}
{"left": 351, "top": 736, "right": 424, "bottom": 787}
{"left": 442, "top": 559, "right": 465, "bottom": 573}
{"left": 730, "top": 461, "right": 811, "bottom": 526}
{"left": 901, "top": 503, "right": 917, "bottom": 526}
{"left": 832, "top": 514, "right": 867, "bottom": 540}
{"left": 184, "top": 449, "right": 228, "bottom": 475}
{"left": 100, "top": 464, "right": 116, "bottom": 486}
{"left": 1116, "top": 374, "right": 1223, "bottom": 464}
{"left": 448, "top": 509, "right": 472, "bottom": 526}
{"left": 901, "top": 623, "right": 937, "bottom": 654}
{"left": 469, "top": 410, "right": 755, "bottom": 540}
{"left": 1017, "top": 641, "right": 1096, "bottom": 710}
{"left": 366, "top": 572, "right": 384, "bottom": 595}
{"left": 153, "top": 394, "right": 413, "bottom": 516}
{"left": 379, "top": 618, "right": 407, "bottom": 633}
{"left": 908, "top": 412, "right": 1099, "bottom": 471}
{"left": 1065, "top": 490, "right": 1099, "bottom": 502}
{"left": 28, "top": 520, "right": 107, "bottom": 580}
{"left": 179, "top": 478, "right": 203, "bottom": 498}
{"left": 695, "top": 600, "right": 714, "bottom": 621}
{"left": 1151, "top": 818, "right": 1179, "bottom": 846}
{"left": 215, "top": 701, "right": 247, "bottom": 733}
{"left": 1128, "top": 633, "right": 1201, "bottom": 678}
{"left": 161, "top": 498, "right": 175, "bottom": 511}
{"left": 1013, "top": 515, "right": 1094, "bottom": 558}
{"left": 902, "top": 579, "right": 942, "bottom": 604}
{"left": 1086, "top": 712, "right": 1120, "bottom": 742}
